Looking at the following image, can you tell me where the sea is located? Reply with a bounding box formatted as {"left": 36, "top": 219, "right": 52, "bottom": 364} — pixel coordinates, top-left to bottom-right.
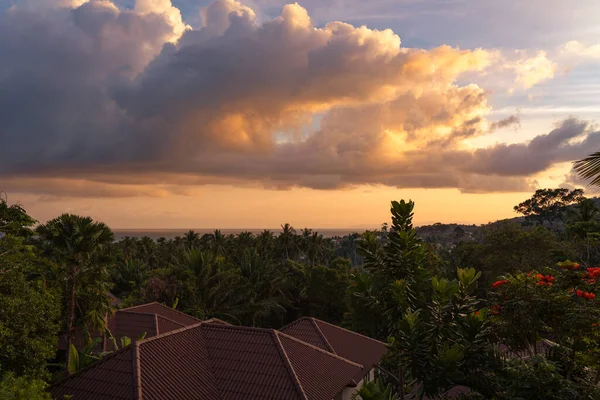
{"left": 112, "top": 228, "right": 371, "bottom": 241}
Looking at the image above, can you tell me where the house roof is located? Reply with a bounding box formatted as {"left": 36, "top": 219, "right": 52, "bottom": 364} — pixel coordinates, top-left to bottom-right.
{"left": 58, "top": 302, "right": 200, "bottom": 351}
{"left": 117, "top": 302, "right": 202, "bottom": 326}
{"left": 280, "top": 317, "right": 388, "bottom": 382}
{"left": 50, "top": 322, "right": 363, "bottom": 400}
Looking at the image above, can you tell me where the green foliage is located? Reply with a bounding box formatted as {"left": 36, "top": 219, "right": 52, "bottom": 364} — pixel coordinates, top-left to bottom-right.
{"left": 514, "top": 188, "right": 584, "bottom": 224}
{"left": 4, "top": 190, "right": 600, "bottom": 399}
{"left": 304, "top": 265, "right": 349, "bottom": 323}
{"left": 574, "top": 150, "right": 600, "bottom": 187}
{"left": 0, "top": 373, "right": 52, "bottom": 400}
{"left": 0, "top": 198, "right": 36, "bottom": 237}
{"left": 0, "top": 269, "right": 60, "bottom": 378}
{"left": 67, "top": 339, "right": 101, "bottom": 375}
{"left": 36, "top": 213, "right": 116, "bottom": 374}
{"left": 453, "top": 223, "right": 558, "bottom": 289}
{"left": 352, "top": 378, "right": 395, "bottom": 400}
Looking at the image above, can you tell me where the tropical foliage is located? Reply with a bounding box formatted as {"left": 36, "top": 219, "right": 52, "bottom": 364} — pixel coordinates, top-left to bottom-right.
{"left": 3, "top": 188, "right": 600, "bottom": 398}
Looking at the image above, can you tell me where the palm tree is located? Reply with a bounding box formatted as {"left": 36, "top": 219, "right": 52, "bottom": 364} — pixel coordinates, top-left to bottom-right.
{"left": 570, "top": 198, "right": 600, "bottom": 222}
{"left": 180, "top": 249, "right": 241, "bottom": 320}
{"left": 278, "top": 224, "right": 296, "bottom": 260}
{"left": 257, "top": 230, "right": 275, "bottom": 259}
{"left": 183, "top": 230, "right": 200, "bottom": 249}
{"left": 306, "top": 231, "right": 325, "bottom": 267}
{"left": 209, "top": 230, "right": 228, "bottom": 257}
{"left": 36, "top": 214, "right": 114, "bottom": 375}
{"left": 574, "top": 152, "right": 600, "bottom": 186}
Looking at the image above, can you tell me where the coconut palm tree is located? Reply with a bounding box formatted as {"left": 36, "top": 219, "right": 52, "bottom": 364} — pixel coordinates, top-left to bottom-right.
{"left": 183, "top": 230, "right": 200, "bottom": 249}
{"left": 574, "top": 152, "right": 600, "bottom": 186}
{"left": 278, "top": 223, "right": 296, "bottom": 260}
{"left": 36, "top": 214, "right": 115, "bottom": 375}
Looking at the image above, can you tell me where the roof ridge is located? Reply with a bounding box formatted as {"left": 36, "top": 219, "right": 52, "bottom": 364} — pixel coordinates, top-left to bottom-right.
{"left": 276, "top": 331, "right": 364, "bottom": 369}
{"left": 203, "top": 317, "right": 231, "bottom": 325}
{"left": 133, "top": 342, "right": 142, "bottom": 400}
{"left": 47, "top": 345, "right": 134, "bottom": 391}
{"left": 272, "top": 331, "right": 309, "bottom": 400}
{"left": 308, "top": 317, "right": 337, "bottom": 354}
{"left": 153, "top": 313, "right": 160, "bottom": 336}
{"left": 279, "top": 316, "right": 308, "bottom": 331}
{"left": 314, "top": 318, "right": 387, "bottom": 345}
{"left": 117, "top": 302, "right": 161, "bottom": 312}
{"left": 202, "top": 323, "right": 275, "bottom": 334}
{"left": 118, "top": 302, "right": 203, "bottom": 322}
{"left": 197, "top": 327, "right": 224, "bottom": 400}
{"left": 138, "top": 321, "right": 205, "bottom": 345}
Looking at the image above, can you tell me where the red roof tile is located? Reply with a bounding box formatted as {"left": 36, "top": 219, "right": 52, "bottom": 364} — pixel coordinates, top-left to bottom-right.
{"left": 118, "top": 302, "right": 201, "bottom": 326}
{"left": 277, "top": 333, "right": 362, "bottom": 400}
{"left": 50, "top": 346, "right": 135, "bottom": 400}
{"left": 139, "top": 324, "right": 219, "bottom": 400}
{"left": 51, "top": 322, "right": 363, "bottom": 400}
{"left": 277, "top": 318, "right": 334, "bottom": 352}
{"left": 280, "top": 317, "right": 388, "bottom": 383}
{"left": 58, "top": 303, "right": 198, "bottom": 351}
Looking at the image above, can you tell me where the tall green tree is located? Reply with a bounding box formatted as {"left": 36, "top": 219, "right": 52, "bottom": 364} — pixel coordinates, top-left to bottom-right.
{"left": 0, "top": 198, "right": 60, "bottom": 379}
{"left": 514, "top": 188, "right": 584, "bottom": 225}
{"left": 0, "top": 268, "right": 60, "bottom": 378}
{"left": 36, "top": 214, "right": 115, "bottom": 375}
{"left": 278, "top": 223, "right": 296, "bottom": 260}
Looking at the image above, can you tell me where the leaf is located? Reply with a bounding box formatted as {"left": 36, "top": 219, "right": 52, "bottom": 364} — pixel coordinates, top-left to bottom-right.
{"left": 68, "top": 344, "right": 79, "bottom": 374}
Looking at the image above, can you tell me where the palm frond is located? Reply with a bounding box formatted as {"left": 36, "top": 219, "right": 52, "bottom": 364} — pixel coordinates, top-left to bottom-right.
{"left": 573, "top": 152, "right": 600, "bottom": 186}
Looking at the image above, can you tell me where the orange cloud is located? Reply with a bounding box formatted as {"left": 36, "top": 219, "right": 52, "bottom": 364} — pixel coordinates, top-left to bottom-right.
{"left": 0, "top": 0, "right": 591, "bottom": 199}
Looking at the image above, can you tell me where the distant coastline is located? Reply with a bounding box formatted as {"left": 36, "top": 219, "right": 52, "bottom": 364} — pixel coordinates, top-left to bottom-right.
{"left": 112, "top": 228, "right": 370, "bottom": 240}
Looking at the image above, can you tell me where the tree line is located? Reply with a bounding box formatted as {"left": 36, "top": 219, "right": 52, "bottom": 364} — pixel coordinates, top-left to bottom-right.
{"left": 3, "top": 188, "right": 600, "bottom": 399}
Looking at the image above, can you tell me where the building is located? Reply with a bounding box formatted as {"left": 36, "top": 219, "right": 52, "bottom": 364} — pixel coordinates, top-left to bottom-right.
{"left": 50, "top": 304, "right": 389, "bottom": 400}
{"left": 58, "top": 302, "right": 205, "bottom": 353}
{"left": 280, "top": 317, "right": 388, "bottom": 400}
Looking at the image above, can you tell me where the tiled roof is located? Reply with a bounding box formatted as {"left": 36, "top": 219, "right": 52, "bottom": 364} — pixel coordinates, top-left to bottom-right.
{"left": 117, "top": 302, "right": 202, "bottom": 326}
{"left": 50, "top": 322, "right": 363, "bottom": 400}
{"left": 280, "top": 317, "right": 388, "bottom": 383}
{"left": 50, "top": 346, "right": 136, "bottom": 400}
{"left": 58, "top": 303, "right": 196, "bottom": 351}
{"left": 277, "top": 318, "right": 334, "bottom": 352}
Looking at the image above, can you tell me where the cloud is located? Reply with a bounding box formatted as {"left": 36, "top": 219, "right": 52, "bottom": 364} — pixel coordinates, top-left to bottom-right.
{"left": 559, "top": 40, "right": 600, "bottom": 61}
{"left": 468, "top": 118, "right": 600, "bottom": 176}
{"left": 489, "top": 115, "right": 520, "bottom": 131}
{"left": 0, "top": 0, "right": 593, "bottom": 198}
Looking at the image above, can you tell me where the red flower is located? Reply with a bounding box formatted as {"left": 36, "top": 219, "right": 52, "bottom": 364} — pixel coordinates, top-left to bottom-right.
{"left": 577, "top": 290, "right": 584, "bottom": 298}
{"left": 587, "top": 267, "right": 600, "bottom": 279}
{"left": 537, "top": 275, "right": 555, "bottom": 286}
{"left": 584, "top": 292, "right": 596, "bottom": 300}
{"left": 474, "top": 311, "right": 479, "bottom": 316}
{"left": 492, "top": 280, "right": 509, "bottom": 288}
{"left": 491, "top": 305, "right": 502, "bottom": 315}
{"left": 593, "top": 323, "right": 597, "bottom": 327}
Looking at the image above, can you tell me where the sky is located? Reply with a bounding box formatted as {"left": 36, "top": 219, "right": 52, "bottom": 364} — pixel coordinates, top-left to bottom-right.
{"left": 1, "top": 0, "right": 600, "bottom": 229}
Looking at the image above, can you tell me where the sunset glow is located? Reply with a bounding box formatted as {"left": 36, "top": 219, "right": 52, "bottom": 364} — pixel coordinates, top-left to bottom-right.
{"left": 1, "top": 0, "right": 599, "bottom": 228}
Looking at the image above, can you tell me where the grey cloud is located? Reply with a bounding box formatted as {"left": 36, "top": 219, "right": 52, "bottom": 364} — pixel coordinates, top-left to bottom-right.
{"left": 489, "top": 114, "right": 521, "bottom": 131}
{"left": 469, "top": 118, "right": 600, "bottom": 176}
{"left": 0, "top": 0, "right": 592, "bottom": 197}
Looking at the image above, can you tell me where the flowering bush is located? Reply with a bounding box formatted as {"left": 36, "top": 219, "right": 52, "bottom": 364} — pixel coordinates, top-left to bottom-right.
{"left": 488, "top": 260, "right": 600, "bottom": 388}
